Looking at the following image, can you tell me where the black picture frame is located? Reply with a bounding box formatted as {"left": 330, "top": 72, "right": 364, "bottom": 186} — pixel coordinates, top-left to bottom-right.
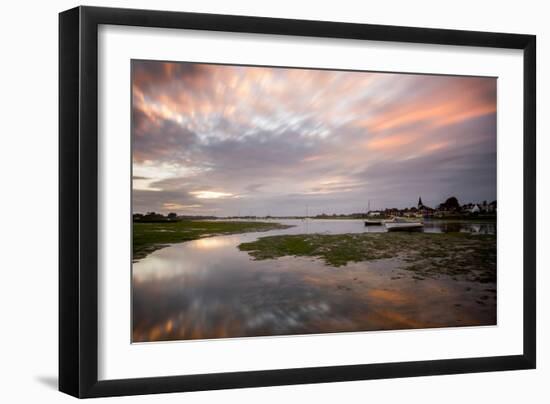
{"left": 59, "top": 6, "right": 536, "bottom": 398}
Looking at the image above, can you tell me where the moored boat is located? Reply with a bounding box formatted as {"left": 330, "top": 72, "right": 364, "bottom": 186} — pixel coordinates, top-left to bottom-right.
{"left": 364, "top": 219, "right": 383, "bottom": 226}
{"left": 384, "top": 217, "right": 424, "bottom": 231}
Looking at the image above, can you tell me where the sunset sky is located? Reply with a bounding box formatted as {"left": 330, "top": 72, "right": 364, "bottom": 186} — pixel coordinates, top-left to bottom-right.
{"left": 132, "top": 60, "right": 496, "bottom": 216}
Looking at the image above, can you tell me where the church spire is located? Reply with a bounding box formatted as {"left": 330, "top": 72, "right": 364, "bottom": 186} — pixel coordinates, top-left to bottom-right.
{"left": 418, "top": 196, "right": 423, "bottom": 208}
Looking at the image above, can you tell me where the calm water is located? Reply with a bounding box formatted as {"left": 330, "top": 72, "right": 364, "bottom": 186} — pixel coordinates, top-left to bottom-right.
{"left": 132, "top": 219, "right": 496, "bottom": 342}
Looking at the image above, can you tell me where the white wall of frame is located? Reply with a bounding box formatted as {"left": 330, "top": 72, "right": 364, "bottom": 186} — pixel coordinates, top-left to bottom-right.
{"left": 0, "top": 1, "right": 548, "bottom": 403}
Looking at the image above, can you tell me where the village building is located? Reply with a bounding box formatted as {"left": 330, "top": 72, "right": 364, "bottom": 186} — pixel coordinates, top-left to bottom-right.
{"left": 417, "top": 197, "right": 435, "bottom": 217}
{"left": 366, "top": 196, "right": 495, "bottom": 218}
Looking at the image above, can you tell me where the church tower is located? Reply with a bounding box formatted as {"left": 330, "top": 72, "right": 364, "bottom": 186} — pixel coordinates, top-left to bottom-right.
{"left": 418, "top": 197, "right": 423, "bottom": 209}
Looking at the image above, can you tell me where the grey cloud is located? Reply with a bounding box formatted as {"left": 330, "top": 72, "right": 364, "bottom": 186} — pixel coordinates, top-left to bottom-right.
{"left": 132, "top": 61, "right": 496, "bottom": 215}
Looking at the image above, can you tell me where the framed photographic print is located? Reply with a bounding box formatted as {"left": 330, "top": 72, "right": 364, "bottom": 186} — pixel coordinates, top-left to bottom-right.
{"left": 59, "top": 6, "right": 536, "bottom": 398}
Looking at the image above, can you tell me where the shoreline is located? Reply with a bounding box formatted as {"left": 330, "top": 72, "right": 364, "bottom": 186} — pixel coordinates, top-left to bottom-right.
{"left": 239, "top": 232, "right": 496, "bottom": 283}
{"left": 133, "top": 220, "right": 293, "bottom": 261}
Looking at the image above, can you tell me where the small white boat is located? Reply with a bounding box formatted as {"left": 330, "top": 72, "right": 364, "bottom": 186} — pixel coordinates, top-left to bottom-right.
{"left": 384, "top": 217, "right": 424, "bottom": 232}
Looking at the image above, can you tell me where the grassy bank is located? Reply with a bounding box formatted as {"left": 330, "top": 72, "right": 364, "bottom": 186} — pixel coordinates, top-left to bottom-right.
{"left": 239, "top": 232, "right": 496, "bottom": 283}
{"left": 133, "top": 220, "right": 292, "bottom": 261}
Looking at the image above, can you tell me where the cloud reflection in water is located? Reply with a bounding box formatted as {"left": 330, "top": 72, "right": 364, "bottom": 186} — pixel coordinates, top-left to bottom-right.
{"left": 132, "top": 220, "right": 496, "bottom": 342}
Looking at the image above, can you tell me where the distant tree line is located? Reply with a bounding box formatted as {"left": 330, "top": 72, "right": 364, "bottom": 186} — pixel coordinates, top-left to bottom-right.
{"left": 134, "top": 196, "right": 496, "bottom": 222}
{"left": 365, "top": 196, "right": 496, "bottom": 218}
{"left": 133, "top": 212, "right": 216, "bottom": 222}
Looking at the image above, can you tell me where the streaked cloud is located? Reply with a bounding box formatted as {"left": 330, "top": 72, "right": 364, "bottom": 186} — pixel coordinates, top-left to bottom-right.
{"left": 162, "top": 203, "right": 202, "bottom": 210}
{"left": 190, "top": 191, "right": 234, "bottom": 199}
{"left": 132, "top": 60, "right": 496, "bottom": 215}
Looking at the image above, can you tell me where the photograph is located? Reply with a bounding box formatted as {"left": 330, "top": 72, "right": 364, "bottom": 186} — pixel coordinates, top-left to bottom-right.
{"left": 131, "top": 59, "right": 497, "bottom": 343}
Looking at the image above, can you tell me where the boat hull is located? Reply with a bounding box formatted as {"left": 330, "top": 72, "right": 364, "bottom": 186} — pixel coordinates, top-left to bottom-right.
{"left": 385, "top": 223, "right": 424, "bottom": 232}
{"left": 364, "top": 220, "right": 382, "bottom": 226}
